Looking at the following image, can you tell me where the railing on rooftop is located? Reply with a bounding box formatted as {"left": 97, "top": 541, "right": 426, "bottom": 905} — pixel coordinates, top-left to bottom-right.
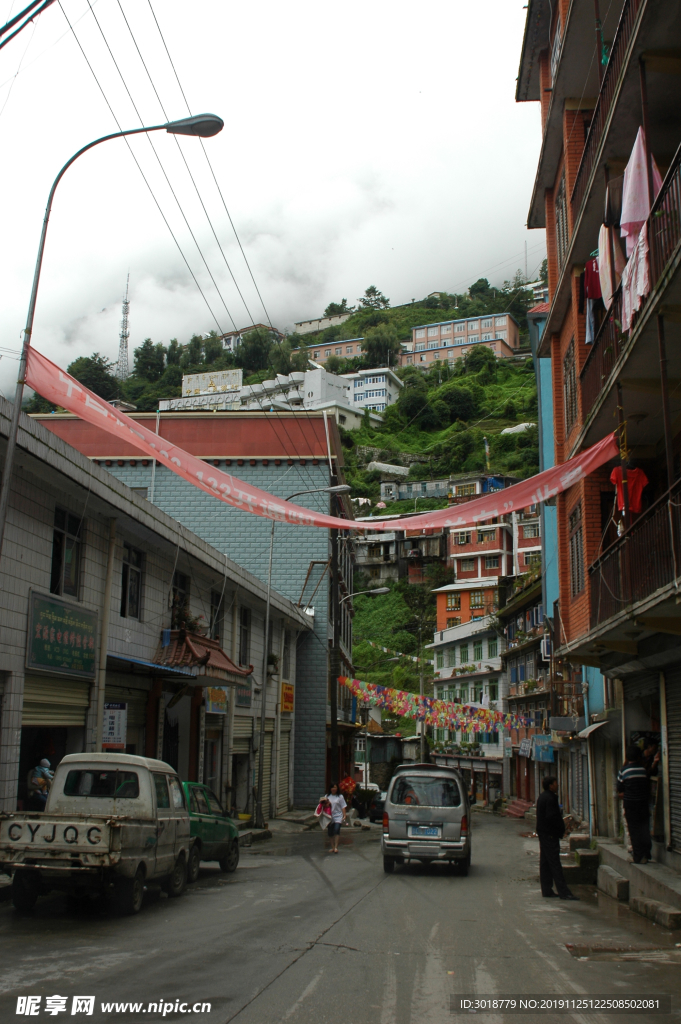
{"left": 589, "top": 475, "right": 681, "bottom": 629}
{"left": 580, "top": 143, "right": 681, "bottom": 418}
{"left": 570, "top": 0, "right": 642, "bottom": 217}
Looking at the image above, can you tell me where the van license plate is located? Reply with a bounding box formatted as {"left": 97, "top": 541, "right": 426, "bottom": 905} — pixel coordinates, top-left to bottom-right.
{"left": 409, "top": 825, "right": 440, "bottom": 837}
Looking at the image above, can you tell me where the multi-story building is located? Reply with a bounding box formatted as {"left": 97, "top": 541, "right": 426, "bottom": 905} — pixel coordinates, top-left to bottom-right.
{"left": 33, "top": 409, "right": 355, "bottom": 806}
{"left": 218, "top": 324, "right": 284, "bottom": 354}
{"left": 380, "top": 471, "right": 518, "bottom": 505}
{"left": 435, "top": 578, "right": 500, "bottom": 631}
{"left": 289, "top": 338, "right": 365, "bottom": 366}
{"left": 517, "top": 0, "right": 681, "bottom": 850}
{"left": 0, "top": 399, "right": 310, "bottom": 818}
{"left": 294, "top": 313, "right": 355, "bottom": 336}
{"left": 343, "top": 367, "right": 403, "bottom": 413}
{"left": 399, "top": 314, "right": 519, "bottom": 367}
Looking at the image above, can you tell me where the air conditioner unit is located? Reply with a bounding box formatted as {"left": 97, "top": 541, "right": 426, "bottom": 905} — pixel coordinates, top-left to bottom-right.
{"left": 541, "top": 636, "right": 552, "bottom": 660}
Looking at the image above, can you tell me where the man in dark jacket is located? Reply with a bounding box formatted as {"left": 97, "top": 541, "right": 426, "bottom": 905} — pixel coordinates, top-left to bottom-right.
{"left": 618, "top": 744, "right": 652, "bottom": 864}
{"left": 535, "top": 776, "right": 579, "bottom": 900}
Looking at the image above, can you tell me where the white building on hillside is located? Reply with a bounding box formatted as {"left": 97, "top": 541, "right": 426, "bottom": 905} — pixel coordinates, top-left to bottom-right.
{"left": 342, "top": 367, "right": 402, "bottom": 413}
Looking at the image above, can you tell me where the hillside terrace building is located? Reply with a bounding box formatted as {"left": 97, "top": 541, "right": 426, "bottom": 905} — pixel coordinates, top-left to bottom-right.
{"left": 379, "top": 471, "right": 518, "bottom": 505}
{"left": 218, "top": 324, "right": 284, "bottom": 354}
{"left": 32, "top": 409, "right": 357, "bottom": 805}
{"left": 517, "top": 0, "right": 681, "bottom": 849}
{"left": 294, "top": 313, "right": 354, "bottom": 335}
{"left": 342, "top": 367, "right": 402, "bottom": 413}
{"left": 399, "top": 314, "right": 520, "bottom": 367}
{"left": 0, "top": 398, "right": 310, "bottom": 817}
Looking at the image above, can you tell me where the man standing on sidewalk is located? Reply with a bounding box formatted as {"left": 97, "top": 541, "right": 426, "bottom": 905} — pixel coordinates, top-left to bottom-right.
{"left": 618, "top": 745, "right": 652, "bottom": 864}
{"left": 536, "top": 776, "right": 579, "bottom": 901}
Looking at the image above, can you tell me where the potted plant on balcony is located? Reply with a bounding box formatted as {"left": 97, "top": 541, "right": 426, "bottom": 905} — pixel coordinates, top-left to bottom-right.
{"left": 267, "top": 652, "right": 280, "bottom": 677}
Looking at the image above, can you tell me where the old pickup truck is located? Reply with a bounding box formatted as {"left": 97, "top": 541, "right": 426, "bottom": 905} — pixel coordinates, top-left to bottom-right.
{"left": 0, "top": 752, "right": 191, "bottom": 914}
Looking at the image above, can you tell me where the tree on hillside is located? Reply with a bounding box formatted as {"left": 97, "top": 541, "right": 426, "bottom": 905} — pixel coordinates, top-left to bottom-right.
{"left": 166, "top": 339, "right": 181, "bottom": 365}
{"left": 358, "top": 285, "right": 390, "bottom": 310}
{"left": 133, "top": 339, "right": 165, "bottom": 382}
{"left": 235, "top": 327, "right": 271, "bottom": 374}
{"left": 362, "top": 323, "right": 401, "bottom": 366}
{"left": 67, "top": 353, "right": 119, "bottom": 400}
{"left": 539, "top": 258, "right": 548, "bottom": 285}
{"left": 203, "top": 332, "right": 224, "bottom": 365}
{"left": 324, "top": 299, "right": 354, "bottom": 317}
{"left": 469, "top": 278, "right": 493, "bottom": 301}
{"left": 182, "top": 335, "right": 203, "bottom": 368}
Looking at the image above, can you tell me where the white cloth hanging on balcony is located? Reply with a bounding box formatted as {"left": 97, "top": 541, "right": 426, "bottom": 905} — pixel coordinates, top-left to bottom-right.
{"left": 598, "top": 223, "right": 626, "bottom": 309}
{"left": 620, "top": 223, "right": 650, "bottom": 332}
{"left": 620, "top": 126, "right": 663, "bottom": 256}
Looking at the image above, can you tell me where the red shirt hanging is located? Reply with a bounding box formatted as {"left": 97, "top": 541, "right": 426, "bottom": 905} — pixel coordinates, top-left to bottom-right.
{"left": 610, "top": 466, "right": 648, "bottom": 513}
{"left": 584, "top": 257, "right": 602, "bottom": 299}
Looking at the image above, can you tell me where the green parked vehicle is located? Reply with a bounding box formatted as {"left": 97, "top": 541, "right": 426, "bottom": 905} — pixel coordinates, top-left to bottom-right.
{"left": 181, "top": 782, "right": 240, "bottom": 883}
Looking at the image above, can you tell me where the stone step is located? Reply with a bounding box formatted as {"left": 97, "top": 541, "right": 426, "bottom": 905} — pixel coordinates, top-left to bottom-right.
{"left": 630, "top": 896, "right": 681, "bottom": 930}
{"left": 598, "top": 864, "right": 629, "bottom": 901}
{"left": 597, "top": 838, "right": 681, "bottom": 911}
{"left": 569, "top": 833, "right": 591, "bottom": 851}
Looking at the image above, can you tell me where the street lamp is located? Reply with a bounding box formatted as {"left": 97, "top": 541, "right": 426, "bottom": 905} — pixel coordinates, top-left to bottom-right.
{"left": 339, "top": 587, "right": 389, "bottom": 605}
{"left": 0, "top": 113, "right": 224, "bottom": 563}
{"left": 255, "top": 483, "right": 351, "bottom": 828}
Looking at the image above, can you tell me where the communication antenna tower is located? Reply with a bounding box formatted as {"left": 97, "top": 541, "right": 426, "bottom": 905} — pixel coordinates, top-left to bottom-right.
{"left": 116, "top": 275, "right": 130, "bottom": 380}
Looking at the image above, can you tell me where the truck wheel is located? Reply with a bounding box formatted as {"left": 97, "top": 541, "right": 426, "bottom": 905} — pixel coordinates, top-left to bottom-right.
{"left": 115, "top": 868, "right": 145, "bottom": 915}
{"left": 457, "top": 854, "right": 471, "bottom": 877}
{"left": 383, "top": 856, "right": 395, "bottom": 874}
{"left": 12, "top": 871, "right": 38, "bottom": 912}
{"left": 166, "top": 854, "right": 187, "bottom": 897}
{"left": 187, "top": 843, "right": 201, "bottom": 884}
{"left": 219, "top": 840, "right": 239, "bottom": 873}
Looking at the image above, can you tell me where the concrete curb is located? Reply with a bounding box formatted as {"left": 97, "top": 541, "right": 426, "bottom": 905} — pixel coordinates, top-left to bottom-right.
{"left": 630, "top": 896, "right": 681, "bottom": 930}
{"left": 598, "top": 864, "right": 629, "bottom": 901}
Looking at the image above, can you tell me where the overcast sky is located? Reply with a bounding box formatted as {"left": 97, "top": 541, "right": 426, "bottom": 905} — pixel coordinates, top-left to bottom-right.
{"left": 0, "top": 0, "right": 545, "bottom": 393}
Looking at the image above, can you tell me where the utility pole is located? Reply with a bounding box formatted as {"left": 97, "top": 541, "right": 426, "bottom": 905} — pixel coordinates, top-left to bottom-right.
{"left": 116, "top": 274, "right": 130, "bottom": 381}
{"left": 419, "top": 622, "right": 426, "bottom": 762}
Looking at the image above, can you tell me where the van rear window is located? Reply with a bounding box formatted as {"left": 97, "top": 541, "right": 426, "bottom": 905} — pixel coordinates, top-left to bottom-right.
{"left": 391, "top": 775, "right": 461, "bottom": 807}
{"left": 64, "top": 770, "right": 139, "bottom": 799}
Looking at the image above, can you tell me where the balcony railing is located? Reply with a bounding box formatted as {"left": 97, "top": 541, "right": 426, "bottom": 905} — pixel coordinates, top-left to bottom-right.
{"left": 589, "top": 476, "right": 681, "bottom": 629}
{"left": 581, "top": 142, "right": 681, "bottom": 417}
{"left": 570, "top": 0, "right": 643, "bottom": 216}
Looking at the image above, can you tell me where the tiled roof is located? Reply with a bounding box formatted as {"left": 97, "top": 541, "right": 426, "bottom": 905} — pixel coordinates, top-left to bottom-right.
{"left": 528, "top": 302, "right": 550, "bottom": 313}
{"left": 155, "top": 629, "right": 252, "bottom": 682}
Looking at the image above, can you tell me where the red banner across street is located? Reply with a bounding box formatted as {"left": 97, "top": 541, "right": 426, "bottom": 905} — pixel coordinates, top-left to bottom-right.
{"left": 26, "top": 347, "right": 619, "bottom": 532}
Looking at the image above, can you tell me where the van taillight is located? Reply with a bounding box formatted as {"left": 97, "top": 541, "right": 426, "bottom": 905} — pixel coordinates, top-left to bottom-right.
{"left": 461, "top": 815, "right": 468, "bottom": 836}
{"left": 382, "top": 812, "right": 389, "bottom": 833}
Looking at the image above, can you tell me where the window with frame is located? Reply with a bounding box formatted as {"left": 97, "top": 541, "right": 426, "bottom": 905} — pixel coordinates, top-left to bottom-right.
{"left": 415, "top": 329, "right": 425, "bottom": 338}
{"left": 481, "top": 319, "right": 492, "bottom": 329}
{"left": 445, "top": 648, "right": 456, "bottom": 667}
{"left": 441, "top": 323, "right": 451, "bottom": 333}
{"left": 468, "top": 335, "right": 479, "bottom": 344}
{"left": 459, "top": 645, "right": 469, "bottom": 664}
{"left": 50, "top": 508, "right": 83, "bottom": 598}
{"left": 555, "top": 170, "right": 569, "bottom": 270}
{"left": 524, "top": 552, "right": 541, "bottom": 567}
{"left": 482, "top": 333, "right": 492, "bottom": 341}
{"left": 238, "top": 606, "right": 251, "bottom": 665}
{"left": 473, "top": 640, "right": 483, "bottom": 661}
{"left": 489, "top": 681, "right": 498, "bottom": 701}
{"left": 459, "top": 686, "right": 468, "bottom": 702}
{"left": 335, "top": 348, "right": 342, "bottom": 355}
{"left": 470, "top": 590, "right": 485, "bottom": 608}
{"left": 346, "top": 346, "right": 353, "bottom": 354}
{"left": 428, "top": 327, "right": 438, "bottom": 337}
{"left": 455, "top": 322, "right": 465, "bottom": 333}
{"left": 477, "top": 529, "right": 495, "bottom": 543}
{"left": 427, "top": 341, "right": 440, "bottom": 349}
{"left": 522, "top": 523, "right": 540, "bottom": 539}
{"left": 313, "top": 351, "right": 320, "bottom": 359}
{"left": 563, "top": 337, "right": 578, "bottom": 434}
{"left": 459, "top": 558, "right": 475, "bottom": 572}
{"left": 121, "top": 543, "right": 143, "bottom": 619}
{"left": 468, "top": 321, "right": 479, "bottom": 331}
{"left": 415, "top": 342, "right": 426, "bottom": 351}
{"left": 447, "top": 616, "right": 461, "bottom": 628}
{"left": 485, "top": 555, "right": 500, "bottom": 569}
{"left": 494, "top": 317, "right": 506, "bottom": 327}
{"left": 488, "top": 637, "right": 498, "bottom": 658}
{"left": 436, "top": 651, "right": 444, "bottom": 669}
{"left": 324, "top": 349, "right": 331, "bottom": 357}
{"left": 495, "top": 330, "right": 508, "bottom": 341}
{"left": 569, "top": 503, "right": 585, "bottom": 596}
{"left": 210, "top": 589, "right": 224, "bottom": 641}
{"left": 457, "top": 531, "right": 471, "bottom": 544}
{"left": 170, "top": 571, "right": 190, "bottom": 629}
{"left": 446, "top": 593, "right": 461, "bottom": 610}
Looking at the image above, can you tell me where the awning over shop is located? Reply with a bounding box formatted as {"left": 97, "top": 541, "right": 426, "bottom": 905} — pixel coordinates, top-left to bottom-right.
{"left": 578, "top": 720, "right": 609, "bottom": 739}
{"left": 154, "top": 629, "right": 253, "bottom": 684}
{"left": 108, "top": 653, "right": 196, "bottom": 677}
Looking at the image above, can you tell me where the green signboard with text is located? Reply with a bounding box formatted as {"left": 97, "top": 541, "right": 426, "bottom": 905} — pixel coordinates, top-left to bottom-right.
{"left": 27, "top": 592, "right": 97, "bottom": 679}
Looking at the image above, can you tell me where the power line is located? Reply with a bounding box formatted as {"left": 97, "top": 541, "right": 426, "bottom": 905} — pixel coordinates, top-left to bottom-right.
{"left": 146, "top": 0, "right": 275, "bottom": 330}
{"left": 84, "top": 0, "right": 235, "bottom": 333}
{"left": 57, "top": 2, "right": 226, "bottom": 334}
{"left": 114, "top": 0, "right": 253, "bottom": 329}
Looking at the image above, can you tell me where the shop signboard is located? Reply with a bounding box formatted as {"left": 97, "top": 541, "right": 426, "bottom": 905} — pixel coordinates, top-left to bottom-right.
{"left": 503, "top": 736, "right": 513, "bottom": 758}
{"left": 236, "top": 681, "right": 251, "bottom": 707}
{"left": 280, "top": 682, "right": 294, "bottom": 713}
{"left": 532, "top": 734, "right": 554, "bottom": 763}
{"left": 103, "top": 703, "right": 127, "bottom": 751}
{"left": 27, "top": 591, "right": 97, "bottom": 678}
{"left": 206, "top": 687, "right": 228, "bottom": 714}
{"left": 518, "top": 737, "right": 532, "bottom": 758}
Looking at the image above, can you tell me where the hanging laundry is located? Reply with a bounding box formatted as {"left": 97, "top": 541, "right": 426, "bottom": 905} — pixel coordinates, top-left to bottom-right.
{"left": 610, "top": 465, "right": 649, "bottom": 514}
{"left": 620, "top": 126, "right": 663, "bottom": 256}
{"left": 604, "top": 174, "right": 624, "bottom": 227}
{"left": 620, "top": 223, "right": 650, "bottom": 332}
{"left": 598, "top": 223, "right": 626, "bottom": 309}
{"left": 584, "top": 257, "right": 602, "bottom": 299}
{"left": 585, "top": 298, "right": 597, "bottom": 344}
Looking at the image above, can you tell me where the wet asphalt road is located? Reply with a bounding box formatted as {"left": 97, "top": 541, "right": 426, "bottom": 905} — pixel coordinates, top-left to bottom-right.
{"left": 0, "top": 814, "right": 679, "bottom": 1024}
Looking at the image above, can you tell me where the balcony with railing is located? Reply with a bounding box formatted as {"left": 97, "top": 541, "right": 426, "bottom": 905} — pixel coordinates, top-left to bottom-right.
{"left": 589, "top": 475, "right": 681, "bottom": 630}
{"left": 580, "top": 141, "right": 681, "bottom": 419}
{"left": 570, "top": 0, "right": 644, "bottom": 218}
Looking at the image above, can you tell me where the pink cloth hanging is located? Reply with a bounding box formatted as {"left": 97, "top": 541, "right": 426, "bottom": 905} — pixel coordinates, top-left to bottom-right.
{"left": 620, "top": 223, "right": 650, "bottom": 332}
{"left": 620, "top": 126, "right": 663, "bottom": 257}
{"left": 598, "top": 223, "right": 626, "bottom": 310}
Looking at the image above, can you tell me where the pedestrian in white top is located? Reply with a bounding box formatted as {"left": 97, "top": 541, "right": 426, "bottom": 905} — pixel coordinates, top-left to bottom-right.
{"left": 324, "top": 782, "right": 347, "bottom": 853}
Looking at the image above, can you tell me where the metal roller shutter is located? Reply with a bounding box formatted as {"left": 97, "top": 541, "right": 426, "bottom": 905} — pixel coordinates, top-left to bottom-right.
{"left": 259, "top": 733, "right": 272, "bottom": 820}
{"left": 277, "top": 723, "right": 291, "bottom": 815}
{"left": 665, "top": 667, "right": 681, "bottom": 853}
{"left": 233, "top": 715, "right": 252, "bottom": 754}
{"left": 623, "top": 672, "right": 659, "bottom": 702}
{"left": 22, "top": 675, "right": 91, "bottom": 727}
{"left": 104, "top": 684, "right": 148, "bottom": 728}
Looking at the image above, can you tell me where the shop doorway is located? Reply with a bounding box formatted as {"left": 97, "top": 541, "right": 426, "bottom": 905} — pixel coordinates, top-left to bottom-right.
{"left": 18, "top": 727, "right": 68, "bottom": 809}
{"left": 231, "top": 753, "right": 250, "bottom": 815}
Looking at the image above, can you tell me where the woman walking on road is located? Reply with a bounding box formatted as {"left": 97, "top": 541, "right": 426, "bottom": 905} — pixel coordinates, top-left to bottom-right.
{"left": 325, "top": 782, "right": 347, "bottom": 854}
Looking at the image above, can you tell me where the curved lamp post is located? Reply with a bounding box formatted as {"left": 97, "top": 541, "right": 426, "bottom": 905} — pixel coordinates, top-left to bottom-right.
{"left": 0, "top": 113, "right": 224, "bottom": 561}
{"left": 255, "top": 483, "right": 351, "bottom": 829}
